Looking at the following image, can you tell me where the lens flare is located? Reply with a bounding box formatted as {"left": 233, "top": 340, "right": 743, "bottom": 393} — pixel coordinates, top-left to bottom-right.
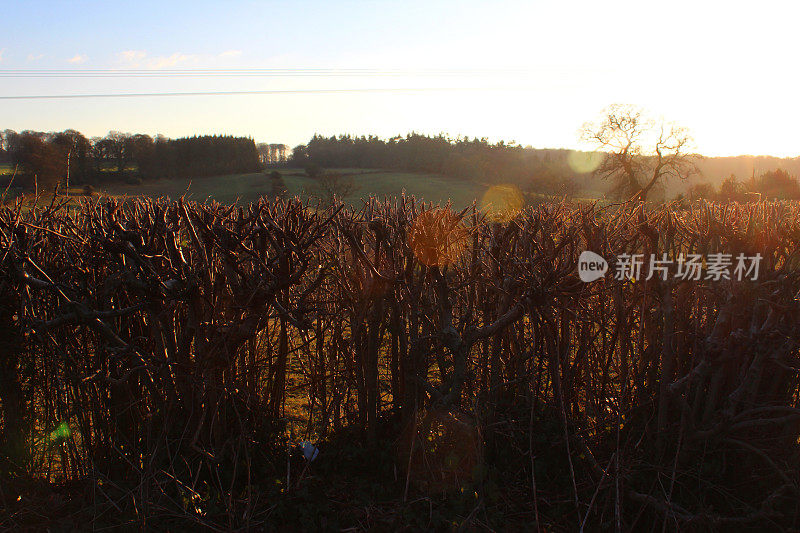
{"left": 567, "top": 150, "right": 604, "bottom": 174}
{"left": 479, "top": 185, "right": 524, "bottom": 223}
{"left": 50, "top": 421, "right": 71, "bottom": 442}
{"left": 408, "top": 208, "right": 470, "bottom": 267}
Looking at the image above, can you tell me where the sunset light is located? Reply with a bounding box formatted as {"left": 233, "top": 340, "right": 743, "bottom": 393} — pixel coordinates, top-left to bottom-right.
{"left": 3, "top": 2, "right": 800, "bottom": 531}
{"left": 1, "top": 1, "right": 799, "bottom": 158}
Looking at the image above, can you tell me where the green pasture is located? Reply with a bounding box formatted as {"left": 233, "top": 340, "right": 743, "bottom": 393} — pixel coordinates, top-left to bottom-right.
{"left": 99, "top": 168, "right": 492, "bottom": 208}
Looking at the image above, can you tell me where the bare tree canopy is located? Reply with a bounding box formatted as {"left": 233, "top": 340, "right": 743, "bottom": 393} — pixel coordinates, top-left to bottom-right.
{"left": 312, "top": 171, "right": 357, "bottom": 205}
{"left": 582, "top": 104, "right": 697, "bottom": 201}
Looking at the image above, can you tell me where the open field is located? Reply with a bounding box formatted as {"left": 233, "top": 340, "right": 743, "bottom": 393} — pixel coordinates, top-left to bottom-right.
{"left": 96, "top": 168, "right": 494, "bottom": 207}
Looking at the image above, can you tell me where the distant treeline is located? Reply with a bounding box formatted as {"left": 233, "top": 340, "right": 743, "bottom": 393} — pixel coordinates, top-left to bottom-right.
{"left": 687, "top": 169, "right": 800, "bottom": 201}
{"left": 292, "top": 133, "right": 587, "bottom": 194}
{"left": 0, "top": 129, "right": 260, "bottom": 189}
{"left": 293, "top": 134, "right": 800, "bottom": 200}
{"left": 5, "top": 127, "right": 800, "bottom": 200}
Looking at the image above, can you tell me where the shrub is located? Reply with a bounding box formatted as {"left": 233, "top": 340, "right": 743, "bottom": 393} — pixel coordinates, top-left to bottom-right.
{"left": 304, "top": 162, "right": 323, "bottom": 178}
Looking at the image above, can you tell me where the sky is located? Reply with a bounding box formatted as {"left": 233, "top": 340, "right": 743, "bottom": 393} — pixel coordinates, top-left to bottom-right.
{"left": 1, "top": 0, "right": 799, "bottom": 157}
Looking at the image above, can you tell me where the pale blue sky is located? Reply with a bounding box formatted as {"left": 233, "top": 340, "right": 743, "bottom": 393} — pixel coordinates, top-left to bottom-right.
{"left": 1, "top": 0, "right": 799, "bottom": 156}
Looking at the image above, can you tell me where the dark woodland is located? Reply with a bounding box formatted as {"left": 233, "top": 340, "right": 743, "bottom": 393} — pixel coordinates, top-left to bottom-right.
{"left": 0, "top": 130, "right": 261, "bottom": 189}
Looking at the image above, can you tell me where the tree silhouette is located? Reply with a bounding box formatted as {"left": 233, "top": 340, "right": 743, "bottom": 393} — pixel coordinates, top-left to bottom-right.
{"left": 582, "top": 104, "right": 696, "bottom": 201}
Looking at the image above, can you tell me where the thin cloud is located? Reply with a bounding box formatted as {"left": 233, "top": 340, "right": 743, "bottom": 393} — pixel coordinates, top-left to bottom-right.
{"left": 68, "top": 54, "right": 88, "bottom": 64}
{"left": 0, "top": 49, "right": 5, "bottom": 63}
{"left": 149, "top": 52, "right": 196, "bottom": 69}
{"left": 116, "top": 50, "right": 197, "bottom": 69}
{"left": 27, "top": 53, "right": 44, "bottom": 62}
{"left": 218, "top": 50, "right": 242, "bottom": 59}
{"left": 118, "top": 50, "right": 146, "bottom": 64}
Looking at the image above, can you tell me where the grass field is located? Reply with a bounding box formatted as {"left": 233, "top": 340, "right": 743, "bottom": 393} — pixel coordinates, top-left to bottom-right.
{"left": 3, "top": 165, "right": 604, "bottom": 209}
{"left": 97, "top": 168, "right": 491, "bottom": 208}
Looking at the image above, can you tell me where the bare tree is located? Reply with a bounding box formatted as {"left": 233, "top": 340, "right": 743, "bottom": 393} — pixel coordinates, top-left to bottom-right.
{"left": 582, "top": 104, "right": 697, "bottom": 201}
{"left": 313, "top": 172, "right": 357, "bottom": 205}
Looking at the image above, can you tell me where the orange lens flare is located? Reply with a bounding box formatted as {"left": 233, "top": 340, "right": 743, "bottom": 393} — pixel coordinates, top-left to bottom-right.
{"left": 479, "top": 185, "right": 524, "bottom": 223}
{"left": 408, "top": 208, "right": 471, "bottom": 267}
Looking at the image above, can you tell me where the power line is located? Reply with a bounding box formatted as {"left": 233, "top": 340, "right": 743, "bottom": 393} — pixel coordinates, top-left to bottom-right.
{"left": 0, "top": 86, "right": 515, "bottom": 100}
{"left": 0, "top": 67, "right": 535, "bottom": 79}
